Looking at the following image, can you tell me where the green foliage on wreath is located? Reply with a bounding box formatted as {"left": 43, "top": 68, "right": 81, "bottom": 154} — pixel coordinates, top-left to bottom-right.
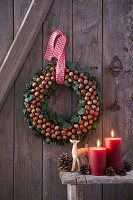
{"left": 23, "top": 61, "right": 103, "bottom": 145}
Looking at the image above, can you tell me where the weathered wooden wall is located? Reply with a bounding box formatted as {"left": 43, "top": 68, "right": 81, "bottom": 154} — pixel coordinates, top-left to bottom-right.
{"left": 0, "top": 0, "right": 133, "bottom": 200}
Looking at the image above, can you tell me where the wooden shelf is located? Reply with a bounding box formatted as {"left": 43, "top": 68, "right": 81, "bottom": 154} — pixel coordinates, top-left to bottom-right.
{"left": 60, "top": 170, "right": 133, "bottom": 185}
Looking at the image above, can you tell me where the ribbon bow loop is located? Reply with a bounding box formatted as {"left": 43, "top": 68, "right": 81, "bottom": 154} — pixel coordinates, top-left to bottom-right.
{"left": 44, "top": 30, "right": 66, "bottom": 84}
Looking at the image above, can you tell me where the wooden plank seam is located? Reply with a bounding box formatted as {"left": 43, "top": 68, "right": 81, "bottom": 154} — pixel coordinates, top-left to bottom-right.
{"left": 0, "top": 0, "right": 53, "bottom": 110}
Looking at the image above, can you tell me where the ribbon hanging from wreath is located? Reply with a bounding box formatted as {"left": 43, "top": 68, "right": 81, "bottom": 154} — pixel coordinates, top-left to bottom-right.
{"left": 23, "top": 30, "right": 102, "bottom": 145}
{"left": 44, "top": 30, "right": 66, "bottom": 84}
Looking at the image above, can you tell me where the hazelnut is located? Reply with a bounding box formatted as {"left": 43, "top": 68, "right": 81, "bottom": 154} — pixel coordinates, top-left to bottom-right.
{"left": 45, "top": 133, "right": 50, "bottom": 137}
{"left": 51, "top": 76, "right": 55, "bottom": 81}
{"left": 77, "top": 130, "right": 82, "bottom": 135}
{"left": 92, "top": 85, "right": 96, "bottom": 90}
{"left": 81, "top": 89, "right": 86, "bottom": 94}
{"left": 87, "top": 125, "right": 92, "bottom": 130}
{"left": 39, "top": 84, "right": 44, "bottom": 89}
{"left": 65, "top": 75, "right": 69, "bottom": 79}
{"left": 80, "top": 73, "right": 84, "bottom": 78}
{"left": 31, "top": 89, "right": 35, "bottom": 93}
{"left": 89, "top": 88, "right": 93, "bottom": 93}
{"left": 74, "top": 70, "right": 78, "bottom": 74}
{"left": 78, "top": 78, "right": 83, "bottom": 83}
{"left": 79, "top": 84, "right": 84, "bottom": 89}
{"left": 40, "top": 75, "right": 45, "bottom": 79}
{"left": 55, "top": 126, "right": 59, "bottom": 130}
{"left": 32, "top": 82, "right": 37, "bottom": 87}
{"left": 90, "top": 110, "right": 94, "bottom": 114}
{"left": 85, "top": 85, "right": 89, "bottom": 90}
{"left": 65, "top": 68, "right": 70, "bottom": 73}
{"left": 42, "top": 80, "right": 47, "bottom": 85}
{"left": 74, "top": 75, "right": 78, "bottom": 80}
{"left": 86, "top": 92, "right": 91, "bottom": 97}
{"left": 35, "top": 92, "right": 40, "bottom": 96}
{"left": 36, "top": 77, "right": 41, "bottom": 82}
{"left": 84, "top": 80, "right": 88, "bottom": 85}
{"left": 37, "top": 119, "right": 42, "bottom": 124}
{"left": 57, "top": 136, "right": 61, "bottom": 140}
{"left": 68, "top": 78, "right": 72, "bottom": 83}
{"left": 69, "top": 72, "right": 73, "bottom": 76}
{"left": 32, "top": 121, "right": 37, "bottom": 126}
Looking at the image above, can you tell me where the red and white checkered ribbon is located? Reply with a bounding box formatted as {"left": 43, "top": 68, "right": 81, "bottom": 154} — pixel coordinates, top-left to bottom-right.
{"left": 44, "top": 30, "right": 66, "bottom": 84}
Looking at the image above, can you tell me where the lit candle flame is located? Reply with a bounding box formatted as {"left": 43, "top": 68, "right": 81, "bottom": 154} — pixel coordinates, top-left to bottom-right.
{"left": 111, "top": 130, "right": 114, "bottom": 137}
{"left": 97, "top": 139, "right": 100, "bottom": 147}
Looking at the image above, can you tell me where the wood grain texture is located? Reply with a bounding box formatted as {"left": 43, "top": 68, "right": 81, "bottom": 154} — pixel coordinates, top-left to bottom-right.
{"left": 60, "top": 171, "right": 133, "bottom": 184}
{"left": 72, "top": 0, "right": 103, "bottom": 199}
{"left": 0, "top": 0, "right": 53, "bottom": 110}
{"left": 83, "top": 184, "right": 102, "bottom": 200}
{"left": 0, "top": 1, "right": 14, "bottom": 200}
{"left": 103, "top": 0, "right": 133, "bottom": 199}
{"left": 67, "top": 184, "right": 77, "bottom": 200}
{"left": 43, "top": 0, "right": 72, "bottom": 199}
{"left": 73, "top": 0, "right": 103, "bottom": 146}
{"left": 14, "top": 1, "right": 42, "bottom": 199}
{"left": 0, "top": 0, "right": 133, "bottom": 199}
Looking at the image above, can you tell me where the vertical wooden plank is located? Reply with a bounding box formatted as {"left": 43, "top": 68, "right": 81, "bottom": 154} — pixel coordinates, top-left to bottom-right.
{"left": 103, "top": 184, "right": 125, "bottom": 200}
{"left": 83, "top": 185, "right": 102, "bottom": 200}
{"left": 43, "top": 0, "right": 72, "bottom": 199}
{"left": 77, "top": 185, "right": 83, "bottom": 200}
{"left": 0, "top": 1, "right": 14, "bottom": 200}
{"left": 103, "top": 0, "right": 133, "bottom": 199}
{"left": 73, "top": 0, "right": 103, "bottom": 145}
{"left": 73, "top": 0, "right": 103, "bottom": 199}
{"left": 14, "top": 1, "right": 42, "bottom": 199}
{"left": 67, "top": 184, "right": 77, "bottom": 200}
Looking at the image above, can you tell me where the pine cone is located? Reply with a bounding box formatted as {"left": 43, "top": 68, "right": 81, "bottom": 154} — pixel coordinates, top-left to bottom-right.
{"left": 80, "top": 164, "right": 89, "bottom": 175}
{"left": 116, "top": 168, "right": 127, "bottom": 176}
{"left": 105, "top": 167, "right": 115, "bottom": 176}
{"left": 122, "top": 161, "right": 132, "bottom": 172}
{"left": 57, "top": 153, "right": 72, "bottom": 172}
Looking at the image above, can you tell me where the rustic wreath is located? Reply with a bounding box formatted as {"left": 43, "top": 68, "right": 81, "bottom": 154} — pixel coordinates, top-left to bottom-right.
{"left": 23, "top": 61, "right": 102, "bottom": 145}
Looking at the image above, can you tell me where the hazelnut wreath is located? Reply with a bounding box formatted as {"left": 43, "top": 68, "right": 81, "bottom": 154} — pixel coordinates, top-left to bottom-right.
{"left": 23, "top": 61, "right": 102, "bottom": 145}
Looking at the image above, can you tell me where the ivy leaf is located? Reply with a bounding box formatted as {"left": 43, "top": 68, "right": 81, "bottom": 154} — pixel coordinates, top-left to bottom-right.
{"left": 79, "top": 100, "right": 86, "bottom": 106}
{"left": 35, "top": 70, "right": 44, "bottom": 76}
{"left": 51, "top": 112, "right": 57, "bottom": 124}
{"left": 45, "top": 137, "right": 51, "bottom": 143}
{"left": 92, "top": 122, "right": 97, "bottom": 129}
{"left": 24, "top": 98, "right": 30, "bottom": 103}
{"left": 92, "top": 76, "right": 99, "bottom": 85}
{"left": 63, "top": 121, "right": 71, "bottom": 128}
{"left": 64, "top": 81, "right": 71, "bottom": 88}
{"left": 96, "top": 83, "right": 102, "bottom": 98}
{"left": 24, "top": 102, "right": 27, "bottom": 106}
{"left": 23, "top": 91, "right": 30, "bottom": 98}
{"left": 43, "top": 113, "right": 49, "bottom": 121}
{"left": 66, "top": 61, "right": 82, "bottom": 72}
{"left": 73, "top": 83, "right": 79, "bottom": 92}
{"left": 83, "top": 71, "right": 91, "bottom": 79}
{"left": 28, "top": 94, "right": 33, "bottom": 100}
{"left": 77, "top": 108, "right": 85, "bottom": 115}
{"left": 40, "top": 99, "right": 45, "bottom": 103}
{"left": 76, "top": 91, "right": 81, "bottom": 96}
{"left": 24, "top": 93, "right": 33, "bottom": 102}
{"left": 57, "top": 115, "right": 65, "bottom": 124}
{"left": 23, "top": 109, "right": 27, "bottom": 114}
{"left": 78, "top": 115, "right": 82, "bottom": 122}
{"left": 42, "top": 103, "right": 48, "bottom": 111}
{"left": 71, "top": 116, "right": 79, "bottom": 124}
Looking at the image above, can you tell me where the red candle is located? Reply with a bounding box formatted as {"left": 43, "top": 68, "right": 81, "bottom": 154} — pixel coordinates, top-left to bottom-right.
{"left": 89, "top": 140, "right": 106, "bottom": 176}
{"left": 104, "top": 130, "right": 122, "bottom": 169}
